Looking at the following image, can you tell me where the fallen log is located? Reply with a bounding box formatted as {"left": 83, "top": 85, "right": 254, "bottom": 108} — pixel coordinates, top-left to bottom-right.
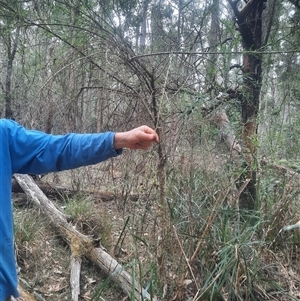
{"left": 12, "top": 178, "right": 143, "bottom": 203}
{"left": 11, "top": 179, "right": 115, "bottom": 201}
{"left": 14, "top": 174, "right": 153, "bottom": 301}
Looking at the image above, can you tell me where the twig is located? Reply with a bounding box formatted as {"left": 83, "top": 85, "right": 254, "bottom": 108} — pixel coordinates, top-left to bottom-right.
{"left": 172, "top": 225, "right": 199, "bottom": 290}
{"left": 129, "top": 49, "right": 300, "bottom": 61}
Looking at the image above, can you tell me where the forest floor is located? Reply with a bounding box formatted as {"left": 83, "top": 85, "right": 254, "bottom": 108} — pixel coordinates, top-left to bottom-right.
{"left": 12, "top": 149, "right": 300, "bottom": 301}
{"left": 13, "top": 152, "right": 157, "bottom": 301}
{"left": 14, "top": 196, "right": 130, "bottom": 301}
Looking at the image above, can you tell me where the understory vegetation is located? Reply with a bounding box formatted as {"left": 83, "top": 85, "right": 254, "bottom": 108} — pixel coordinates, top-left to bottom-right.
{"left": 1, "top": 0, "right": 300, "bottom": 300}
{"left": 13, "top": 117, "right": 300, "bottom": 300}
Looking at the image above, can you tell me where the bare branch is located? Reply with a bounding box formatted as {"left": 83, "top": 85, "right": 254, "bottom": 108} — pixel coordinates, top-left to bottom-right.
{"left": 129, "top": 49, "right": 300, "bottom": 61}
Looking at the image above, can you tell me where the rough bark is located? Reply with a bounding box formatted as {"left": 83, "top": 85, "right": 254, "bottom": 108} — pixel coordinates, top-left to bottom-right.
{"left": 14, "top": 174, "right": 153, "bottom": 301}
{"left": 227, "top": 0, "right": 267, "bottom": 210}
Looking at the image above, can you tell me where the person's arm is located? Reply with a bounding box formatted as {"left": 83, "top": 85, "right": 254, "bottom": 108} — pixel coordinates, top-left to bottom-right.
{"left": 5, "top": 120, "right": 158, "bottom": 175}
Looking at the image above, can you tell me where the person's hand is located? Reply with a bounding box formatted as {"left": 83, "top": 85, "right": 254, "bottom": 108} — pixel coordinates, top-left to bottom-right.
{"left": 114, "top": 125, "right": 159, "bottom": 150}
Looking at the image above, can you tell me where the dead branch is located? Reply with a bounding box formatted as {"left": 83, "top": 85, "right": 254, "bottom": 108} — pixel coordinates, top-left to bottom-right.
{"left": 11, "top": 178, "right": 142, "bottom": 203}
{"left": 14, "top": 174, "right": 153, "bottom": 301}
{"left": 70, "top": 254, "right": 81, "bottom": 301}
{"left": 260, "top": 158, "right": 300, "bottom": 179}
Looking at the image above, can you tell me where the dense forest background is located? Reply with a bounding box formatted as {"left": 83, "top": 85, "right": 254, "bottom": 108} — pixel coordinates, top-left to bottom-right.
{"left": 1, "top": 0, "right": 300, "bottom": 300}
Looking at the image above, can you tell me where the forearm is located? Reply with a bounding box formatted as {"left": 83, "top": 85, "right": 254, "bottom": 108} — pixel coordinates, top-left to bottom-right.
{"left": 11, "top": 129, "right": 122, "bottom": 174}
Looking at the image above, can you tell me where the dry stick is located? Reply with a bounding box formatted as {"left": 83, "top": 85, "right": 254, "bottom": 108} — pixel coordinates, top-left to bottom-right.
{"left": 11, "top": 178, "right": 141, "bottom": 203}
{"left": 155, "top": 54, "right": 172, "bottom": 279}
{"left": 14, "top": 174, "right": 153, "bottom": 301}
{"left": 235, "top": 178, "right": 251, "bottom": 207}
{"left": 70, "top": 254, "right": 81, "bottom": 301}
{"left": 172, "top": 225, "right": 199, "bottom": 290}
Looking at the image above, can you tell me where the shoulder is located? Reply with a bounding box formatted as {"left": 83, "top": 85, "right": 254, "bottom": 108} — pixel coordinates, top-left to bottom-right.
{"left": 0, "top": 119, "right": 26, "bottom": 140}
{"left": 0, "top": 118, "right": 20, "bottom": 129}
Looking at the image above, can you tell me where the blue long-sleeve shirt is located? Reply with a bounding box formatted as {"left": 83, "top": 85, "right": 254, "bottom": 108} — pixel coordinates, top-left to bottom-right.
{"left": 0, "top": 119, "right": 122, "bottom": 299}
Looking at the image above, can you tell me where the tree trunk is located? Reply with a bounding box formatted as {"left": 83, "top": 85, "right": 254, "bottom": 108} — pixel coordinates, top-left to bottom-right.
{"left": 44, "top": 40, "right": 56, "bottom": 134}
{"left": 227, "top": 0, "right": 267, "bottom": 210}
